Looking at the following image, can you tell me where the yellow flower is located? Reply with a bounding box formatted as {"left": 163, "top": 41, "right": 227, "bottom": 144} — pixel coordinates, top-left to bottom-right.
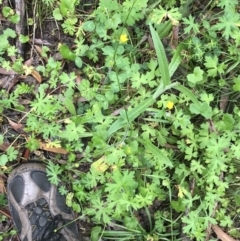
{"left": 166, "top": 101, "right": 174, "bottom": 110}
{"left": 119, "top": 33, "right": 128, "bottom": 43}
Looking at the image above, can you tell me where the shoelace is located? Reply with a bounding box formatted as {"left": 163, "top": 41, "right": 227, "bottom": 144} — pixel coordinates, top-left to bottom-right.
{"left": 40, "top": 214, "right": 65, "bottom": 241}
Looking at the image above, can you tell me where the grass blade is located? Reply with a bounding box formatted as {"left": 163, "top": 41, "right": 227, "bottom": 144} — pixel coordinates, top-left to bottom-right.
{"left": 153, "top": 82, "right": 179, "bottom": 99}
{"left": 149, "top": 23, "right": 170, "bottom": 87}
{"left": 169, "top": 43, "right": 184, "bottom": 77}
{"left": 108, "top": 82, "right": 179, "bottom": 136}
{"left": 139, "top": 139, "right": 173, "bottom": 168}
{"left": 107, "top": 97, "right": 155, "bottom": 136}
{"left": 63, "top": 98, "right": 76, "bottom": 115}
{"left": 173, "top": 85, "right": 201, "bottom": 107}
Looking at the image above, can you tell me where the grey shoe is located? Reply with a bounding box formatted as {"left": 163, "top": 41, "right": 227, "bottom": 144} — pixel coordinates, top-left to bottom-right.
{"left": 7, "top": 162, "right": 81, "bottom": 241}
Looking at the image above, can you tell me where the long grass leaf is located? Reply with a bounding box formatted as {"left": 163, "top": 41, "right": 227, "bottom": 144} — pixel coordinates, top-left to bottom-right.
{"left": 153, "top": 82, "right": 179, "bottom": 99}
{"left": 107, "top": 83, "right": 200, "bottom": 136}
{"left": 107, "top": 97, "right": 155, "bottom": 136}
{"left": 108, "top": 82, "right": 179, "bottom": 136}
{"left": 139, "top": 139, "right": 173, "bottom": 168}
{"left": 173, "top": 85, "right": 201, "bottom": 107}
{"left": 63, "top": 98, "right": 76, "bottom": 115}
{"left": 169, "top": 43, "right": 184, "bottom": 77}
{"left": 149, "top": 23, "right": 170, "bottom": 87}
{"left": 158, "top": 21, "right": 172, "bottom": 38}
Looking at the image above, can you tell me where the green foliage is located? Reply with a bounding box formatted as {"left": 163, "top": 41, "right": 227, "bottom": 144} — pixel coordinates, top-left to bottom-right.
{"left": 0, "top": 135, "right": 18, "bottom": 166}
{"left": 187, "top": 66, "right": 204, "bottom": 87}
{"left": 0, "top": 28, "right": 16, "bottom": 52}
{"left": 212, "top": 11, "right": 240, "bottom": 40}
{"left": 46, "top": 162, "right": 63, "bottom": 185}
{"left": 0, "top": 194, "right": 7, "bottom": 207}
{"left": 2, "top": 7, "right": 20, "bottom": 23}
{"left": 14, "top": 83, "right": 33, "bottom": 94}
{"left": 41, "top": 0, "right": 55, "bottom": 7}
{"left": 182, "top": 15, "right": 200, "bottom": 34}
{"left": 19, "top": 34, "right": 30, "bottom": 43}
{"left": 0, "top": 229, "right": 17, "bottom": 241}
{"left": 59, "top": 44, "right": 76, "bottom": 61}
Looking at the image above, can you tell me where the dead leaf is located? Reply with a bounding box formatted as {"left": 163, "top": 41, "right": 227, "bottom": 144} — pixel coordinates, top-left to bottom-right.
{"left": 76, "top": 74, "right": 82, "bottom": 85}
{"left": 209, "top": 119, "right": 218, "bottom": 133}
{"left": 23, "top": 65, "right": 34, "bottom": 76}
{"left": 220, "top": 90, "right": 229, "bottom": 112}
{"left": 7, "top": 76, "right": 21, "bottom": 93}
{"left": 7, "top": 118, "right": 27, "bottom": 135}
{"left": 91, "top": 156, "right": 109, "bottom": 173}
{"left": 34, "top": 39, "right": 54, "bottom": 46}
{"left": 21, "top": 148, "right": 30, "bottom": 160}
{"left": 53, "top": 52, "right": 63, "bottom": 61}
{"left": 170, "top": 25, "right": 179, "bottom": 49}
{"left": 34, "top": 45, "right": 49, "bottom": 62}
{"left": 34, "top": 45, "right": 43, "bottom": 55}
{"left": 77, "top": 97, "right": 87, "bottom": 102}
{"left": 0, "top": 76, "right": 10, "bottom": 88}
{"left": 10, "top": 56, "right": 16, "bottom": 63}
{"left": 0, "top": 176, "right": 6, "bottom": 194}
{"left": 0, "top": 68, "right": 16, "bottom": 75}
{"left": 0, "top": 143, "right": 10, "bottom": 151}
{"left": 31, "top": 69, "right": 42, "bottom": 83}
{"left": 24, "top": 58, "right": 33, "bottom": 67}
{"left": 0, "top": 209, "right": 12, "bottom": 219}
{"left": 39, "top": 141, "right": 68, "bottom": 154}
{"left": 111, "top": 105, "right": 130, "bottom": 116}
{"left": 25, "top": 137, "right": 68, "bottom": 154}
{"left": 19, "top": 99, "right": 31, "bottom": 105}
{"left": 0, "top": 14, "right": 7, "bottom": 21}
{"left": 148, "top": 35, "right": 154, "bottom": 49}
{"left": 212, "top": 225, "right": 237, "bottom": 241}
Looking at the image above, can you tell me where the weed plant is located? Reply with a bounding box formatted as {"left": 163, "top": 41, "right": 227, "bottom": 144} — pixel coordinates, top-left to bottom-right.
{"left": 0, "top": 0, "right": 240, "bottom": 240}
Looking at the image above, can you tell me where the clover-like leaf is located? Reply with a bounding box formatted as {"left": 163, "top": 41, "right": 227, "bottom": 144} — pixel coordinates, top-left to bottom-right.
{"left": 187, "top": 67, "right": 204, "bottom": 86}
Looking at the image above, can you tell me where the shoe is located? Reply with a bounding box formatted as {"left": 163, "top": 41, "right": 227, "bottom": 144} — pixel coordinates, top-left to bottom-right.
{"left": 7, "top": 162, "right": 81, "bottom": 241}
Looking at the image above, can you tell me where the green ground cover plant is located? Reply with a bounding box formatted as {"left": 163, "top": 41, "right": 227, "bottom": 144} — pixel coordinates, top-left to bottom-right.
{"left": 1, "top": 0, "right": 240, "bottom": 240}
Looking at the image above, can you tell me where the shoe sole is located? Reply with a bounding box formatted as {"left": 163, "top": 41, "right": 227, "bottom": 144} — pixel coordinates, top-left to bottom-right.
{"left": 7, "top": 162, "right": 81, "bottom": 241}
